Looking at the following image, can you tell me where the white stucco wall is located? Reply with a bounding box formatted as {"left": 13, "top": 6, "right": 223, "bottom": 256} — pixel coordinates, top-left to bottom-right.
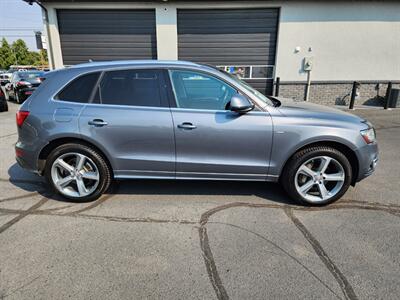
{"left": 276, "top": 1, "right": 400, "bottom": 81}
{"left": 44, "top": 1, "right": 400, "bottom": 82}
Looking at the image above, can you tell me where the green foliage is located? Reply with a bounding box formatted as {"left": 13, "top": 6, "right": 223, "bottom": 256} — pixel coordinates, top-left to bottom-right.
{"left": 0, "top": 38, "right": 49, "bottom": 70}
{"left": 0, "top": 38, "right": 14, "bottom": 70}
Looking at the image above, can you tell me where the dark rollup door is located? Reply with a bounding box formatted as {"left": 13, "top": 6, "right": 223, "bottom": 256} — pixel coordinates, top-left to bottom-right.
{"left": 57, "top": 9, "right": 157, "bottom": 65}
{"left": 177, "top": 8, "right": 279, "bottom": 95}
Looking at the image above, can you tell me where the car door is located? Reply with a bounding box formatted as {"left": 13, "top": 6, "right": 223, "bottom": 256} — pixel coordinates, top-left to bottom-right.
{"left": 79, "top": 68, "right": 175, "bottom": 179}
{"left": 168, "top": 69, "right": 273, "bottom": 180}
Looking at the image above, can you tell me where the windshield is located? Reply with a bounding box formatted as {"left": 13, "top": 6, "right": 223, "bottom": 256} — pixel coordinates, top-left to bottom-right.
{"left": 18, "top": 72, "right": 44, "bottom": 80}
{"left": 214, "top": 68, "right": 274, "bottom": 106}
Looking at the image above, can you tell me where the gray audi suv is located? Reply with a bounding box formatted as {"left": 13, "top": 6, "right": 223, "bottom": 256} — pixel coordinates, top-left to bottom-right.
{"left": 15, "top": 61, "right": 378, "bottom": 205}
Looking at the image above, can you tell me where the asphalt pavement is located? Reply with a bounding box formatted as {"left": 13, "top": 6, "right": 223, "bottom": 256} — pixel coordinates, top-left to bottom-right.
{"left": 0, "top": 101, "right": 399, "bottom": 299}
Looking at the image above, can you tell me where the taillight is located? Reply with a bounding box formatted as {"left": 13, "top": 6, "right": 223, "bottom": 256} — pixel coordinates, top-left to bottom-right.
{"left": 17, "top": 81, "right": 29, "bottom": 87}
{"left": 16, "top": 111, "right": 30, "bottom": 127}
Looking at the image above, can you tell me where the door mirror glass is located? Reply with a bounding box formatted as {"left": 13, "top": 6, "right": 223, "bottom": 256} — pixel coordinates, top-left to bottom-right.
{"left": 229, "top": 93, "right": 254, "bottom": 113}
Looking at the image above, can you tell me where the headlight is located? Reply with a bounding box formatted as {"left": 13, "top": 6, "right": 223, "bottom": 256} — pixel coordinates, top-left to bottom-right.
{"left": 360, "top": 127, "right": 376, "bottom": 144}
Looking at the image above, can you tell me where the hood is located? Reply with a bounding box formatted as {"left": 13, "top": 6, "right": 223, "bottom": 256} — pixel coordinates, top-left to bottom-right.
{"left": 273, "top": 97, "right": 365, "bottom": 125}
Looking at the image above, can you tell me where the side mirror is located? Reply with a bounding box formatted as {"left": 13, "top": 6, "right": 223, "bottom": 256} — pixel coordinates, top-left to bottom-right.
{"left": 229, "top": 93, "right": 254, "bottom": 113}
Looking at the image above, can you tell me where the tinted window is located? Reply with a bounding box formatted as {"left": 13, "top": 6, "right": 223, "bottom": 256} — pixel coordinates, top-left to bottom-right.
{"left": 97, "top": 69, "right": 163, "bottom": 107}
{"left": 57, "top": 72, "right": 100, "bottom": 103}
{"left": 169, "top": 70, "right": 236, "bottom": 110}
{"left": 18, "top": 72, "right": 44, "bottom": 79}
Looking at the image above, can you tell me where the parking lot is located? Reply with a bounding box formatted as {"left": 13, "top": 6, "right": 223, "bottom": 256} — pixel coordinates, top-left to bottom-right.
{"left": 0, "top": 101, "right": 399, "bottom": 299}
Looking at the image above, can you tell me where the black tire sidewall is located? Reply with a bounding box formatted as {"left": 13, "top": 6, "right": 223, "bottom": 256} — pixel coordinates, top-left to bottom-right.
{"left": 44, "top": 143, "right": 111, "bottom": 202}
{"left": 283, "top": 147, "right": 352, "bottom": 206}
{"left": 16, "top": 91, "right": 21, "bottom": 104}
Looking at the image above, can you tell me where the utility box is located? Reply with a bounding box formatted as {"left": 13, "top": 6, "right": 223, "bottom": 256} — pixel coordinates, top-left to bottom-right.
{"left": 388, "top": 88, "right": 400, "bottom": 108}
{"left": 303, "top": 57, "right": 314, "bottom": 71}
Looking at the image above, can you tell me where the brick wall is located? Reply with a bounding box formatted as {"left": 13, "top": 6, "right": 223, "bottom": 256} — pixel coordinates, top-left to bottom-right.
{"left": 276, "top": 81, "right": 400, "bottom": 106}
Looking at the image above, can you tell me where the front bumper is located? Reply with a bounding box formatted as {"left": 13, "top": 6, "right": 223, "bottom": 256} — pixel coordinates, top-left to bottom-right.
{"left": 355, "top": 142, "right": 379, "bottom": 182}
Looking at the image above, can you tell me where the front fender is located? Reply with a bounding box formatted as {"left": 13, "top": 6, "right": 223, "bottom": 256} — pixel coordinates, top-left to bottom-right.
{"left": 269, "top": 123, "right": 363, "bottom": 177}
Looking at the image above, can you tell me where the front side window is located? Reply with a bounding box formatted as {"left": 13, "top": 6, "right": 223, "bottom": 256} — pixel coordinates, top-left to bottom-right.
{"left": 57, "top": 72, "right": 100, "bottom": 103}
{"left": 96, "top": 69, "right": 163, "bottom": 107}
{"left": 169, "top": 70, "right": 236, "bottom": 110}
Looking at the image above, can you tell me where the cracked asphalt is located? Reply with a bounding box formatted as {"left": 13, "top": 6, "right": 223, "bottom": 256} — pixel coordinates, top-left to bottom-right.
{"left": 0, "top": 102, "right": 399, "bottom": 300}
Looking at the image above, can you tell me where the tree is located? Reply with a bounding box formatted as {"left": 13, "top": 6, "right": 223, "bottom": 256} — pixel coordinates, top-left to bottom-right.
{"left": 0, "top": 38, "right": 15, "bottom": 70}
{"left": 0, "top": 38, "right": 48, "bottom": 70}
{"left": 12, "top": 39, "right": 31, "bottom": 65}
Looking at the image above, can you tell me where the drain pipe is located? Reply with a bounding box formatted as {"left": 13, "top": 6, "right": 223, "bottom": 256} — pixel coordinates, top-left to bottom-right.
{"left": 22, "top": 0, "right": 55, "bottom": 70}
{"left": 304, "top": 70, "right": 312, "bottom": 101}
{"left": 303, "top": 56, "right": 313, "bottom": 101}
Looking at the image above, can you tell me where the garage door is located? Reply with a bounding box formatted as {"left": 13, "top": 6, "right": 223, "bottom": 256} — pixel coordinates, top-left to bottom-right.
{"left": 177, "top": 9, "right": 279, "bottom": 95}
{"left": 57, "top": 10, "right": 157, "bottom": 65}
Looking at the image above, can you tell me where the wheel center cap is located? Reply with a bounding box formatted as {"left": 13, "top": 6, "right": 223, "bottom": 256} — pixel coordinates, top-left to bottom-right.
{"left": 314, "top": 175, "right": 323, "bottom": 181}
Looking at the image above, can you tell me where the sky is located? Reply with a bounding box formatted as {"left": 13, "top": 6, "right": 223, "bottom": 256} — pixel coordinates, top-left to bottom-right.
{"left": 0, "top": 0, "right": 44, "bottom": 50}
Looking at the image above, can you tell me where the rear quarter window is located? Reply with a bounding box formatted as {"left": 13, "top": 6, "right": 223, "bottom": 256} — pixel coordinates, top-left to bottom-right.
{"left": 56, "top": 72, "right": 100, "bottom": 103}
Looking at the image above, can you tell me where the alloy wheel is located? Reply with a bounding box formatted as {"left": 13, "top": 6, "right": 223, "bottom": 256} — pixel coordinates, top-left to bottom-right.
{"left": 51, "top": 152, "right": 100, "bottom": 198}
{"left": 294, "top": 156, "right": 345, "bottom": 203}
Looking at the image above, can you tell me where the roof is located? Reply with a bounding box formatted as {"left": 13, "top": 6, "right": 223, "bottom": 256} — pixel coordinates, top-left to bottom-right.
{"left": 70, "top": 60, "right": 201, "bottom": 69}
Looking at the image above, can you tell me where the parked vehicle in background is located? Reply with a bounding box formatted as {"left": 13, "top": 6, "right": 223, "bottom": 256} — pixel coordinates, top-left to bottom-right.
{"left": 0, "top": 73, "right": 12, "bottom": 104}
{"left": 15, "top": 61, "right": 378, "bottom": 205}
{"left": 7, "top": 65, "right": 38, "bottom": 73}
{"left": 0, "top": 73, "right": 12, "bottom": 86}
{"left": 5, "top": 70, "right": 45, "bottom": 104}
{"left": 0, "top": 86, "right": 8, "bottom": 112}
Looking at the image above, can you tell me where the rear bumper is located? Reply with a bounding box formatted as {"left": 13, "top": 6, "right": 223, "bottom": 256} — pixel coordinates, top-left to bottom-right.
{"left": 355, "top": 142, "right": 379, "bottom": 182}
{"left": 16, "top": 87, "right": 36, "bottom": 100}
{"left": 15, "top": 141, "right": 41, "bottom": 174}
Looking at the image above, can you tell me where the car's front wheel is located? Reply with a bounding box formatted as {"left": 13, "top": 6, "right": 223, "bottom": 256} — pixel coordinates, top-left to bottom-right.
{"left": 282, "top": 146, "right": 352, "bottom": 205}
{"left": 0, "top": 100, "right": 8, "bottom": 112}
{"left": 45, "top": 143, "right": 112, "bottom": 202}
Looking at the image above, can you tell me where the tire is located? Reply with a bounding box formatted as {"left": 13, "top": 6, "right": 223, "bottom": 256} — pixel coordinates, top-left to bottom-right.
{"left": 15, "top": 91, "right": 22, "bottom": 104}
{"left": 281, "top": 146, "right": 352, "bottom": 206}
{"left": 0, "top": 100, "right": 8, "bottom": 112}
{"left": 44, "top": 143, "right": 112, "bottom": 202}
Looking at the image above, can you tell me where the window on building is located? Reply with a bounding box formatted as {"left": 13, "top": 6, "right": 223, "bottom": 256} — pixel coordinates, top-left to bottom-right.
{"left": 97, "top": 69, "right": 163, "bottom": 107}
{"left": 169, "top": 70, "right": 236, "bottom": 110}
{"left": 56, "top": 72, "right": 100, "bottom": 103}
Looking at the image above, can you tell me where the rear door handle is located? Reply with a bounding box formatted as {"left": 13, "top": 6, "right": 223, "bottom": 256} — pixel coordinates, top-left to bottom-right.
{"left": 177, "top": 122, "right": 197, "bottom": 130}
{"left": 88, "top": 119, "right": 108, "bottom": 127}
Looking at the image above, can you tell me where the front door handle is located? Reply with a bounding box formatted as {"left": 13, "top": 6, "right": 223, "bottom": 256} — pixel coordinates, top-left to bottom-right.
{"left": 88, "top": 119, "right": 108, "bottom": 127}
{"left": 177, "top": 122, "right": 197, "bottom": 130}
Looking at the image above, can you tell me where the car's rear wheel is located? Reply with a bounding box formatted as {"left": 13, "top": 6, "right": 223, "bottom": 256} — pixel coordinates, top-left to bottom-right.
{"left": 45, "top": 143, "right": 112, "bottom": 202}
{"left": 15, "top": 91, "right": 22, "bottom": 104}
{"left": 282, "top": 146, "right": 352, "bottom": 205}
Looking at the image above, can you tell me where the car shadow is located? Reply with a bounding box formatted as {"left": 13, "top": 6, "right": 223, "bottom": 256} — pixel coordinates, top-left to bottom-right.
{"left": 7, "top": 163, "right": 294, "bottom": 205}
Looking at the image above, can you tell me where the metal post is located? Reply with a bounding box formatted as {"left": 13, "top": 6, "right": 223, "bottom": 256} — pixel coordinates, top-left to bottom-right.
{"left": 274, "top": 77, "right": 280, "bottom": 97}
{"left": 384, "top": 82, "right": 392, "bottom": 110}
{"left": 349, "top": 81, "right": 357, "bottom": 110}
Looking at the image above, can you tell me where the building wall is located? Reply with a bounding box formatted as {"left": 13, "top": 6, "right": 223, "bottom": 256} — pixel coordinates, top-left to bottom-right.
{"left": 43, "top": 1, "right": 400, "bottom": 106}
{"left": 276, "top": 1, "right": 400, "bottom": 82}
{"left": 278, "top": 81, "right": 400, "bottom": 106}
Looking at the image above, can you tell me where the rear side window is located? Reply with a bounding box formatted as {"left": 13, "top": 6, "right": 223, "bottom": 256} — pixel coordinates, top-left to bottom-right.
{"left": 57, "top": 72, "right": 100, "bottom": 103}
{"left": 96, "top": 69, "right": 163, "bottom": 107}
